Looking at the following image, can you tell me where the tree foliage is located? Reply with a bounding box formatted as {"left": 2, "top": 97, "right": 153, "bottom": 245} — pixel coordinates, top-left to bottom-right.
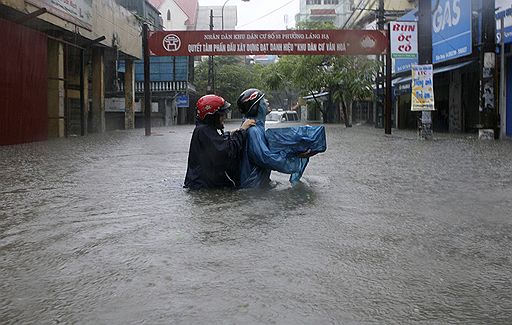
{"left": 256, "top": 21, "right": 380, "bottom": 124}
{"left": 194, "top": 56, "right": 258, "bottom": 104}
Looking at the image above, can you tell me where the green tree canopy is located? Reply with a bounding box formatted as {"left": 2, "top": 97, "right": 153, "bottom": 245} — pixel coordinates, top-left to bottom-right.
{"left": 257, "top": 21, "right": 380, "bottom": 124}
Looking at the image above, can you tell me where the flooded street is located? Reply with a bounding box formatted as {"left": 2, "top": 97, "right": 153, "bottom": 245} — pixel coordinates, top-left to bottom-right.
{"left": 1, "top": 123, "right": 512, "bottom": 324}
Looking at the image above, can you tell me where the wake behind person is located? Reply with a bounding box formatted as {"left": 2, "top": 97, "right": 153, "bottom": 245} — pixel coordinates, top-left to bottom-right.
{"left": 184, "top": 94, "right": 255, "bottom": 190}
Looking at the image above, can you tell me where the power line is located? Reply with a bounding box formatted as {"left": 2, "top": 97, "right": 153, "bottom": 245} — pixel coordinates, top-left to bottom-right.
{"left": 342, "top": 0, "right": 372, "bottom": 29}
{"left": 239, "top": 0, "right": 295, "bottom": 28}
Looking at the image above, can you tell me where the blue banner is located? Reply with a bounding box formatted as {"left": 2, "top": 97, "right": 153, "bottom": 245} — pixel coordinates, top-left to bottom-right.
{"left": 432, "top": 0, "right": 472, "bottom": 63}
{"left": 394, "top": 0, "right": 472, "bottom": 73}
{"left": 496, "top": 0, "right": 512, "bottom": 44}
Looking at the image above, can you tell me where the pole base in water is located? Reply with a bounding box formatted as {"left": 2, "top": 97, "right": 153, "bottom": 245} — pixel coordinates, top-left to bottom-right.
{"left": 478, "top": 129, "right": 495, "bottom": 140}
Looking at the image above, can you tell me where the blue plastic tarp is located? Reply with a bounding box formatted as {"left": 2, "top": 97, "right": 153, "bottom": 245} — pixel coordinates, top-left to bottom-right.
{"left": 265, "top": 125, "right": 326, "bottom": 184}
{"left": 265, "top": 125, "right": 327, "bottom": 157}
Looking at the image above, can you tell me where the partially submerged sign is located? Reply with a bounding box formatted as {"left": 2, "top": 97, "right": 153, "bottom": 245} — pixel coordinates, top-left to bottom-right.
{"left": 411, "top": 64, "right": 435, "bottom": 111}
{"left": 148, "top": 29, "right": 388, "bottom": 56}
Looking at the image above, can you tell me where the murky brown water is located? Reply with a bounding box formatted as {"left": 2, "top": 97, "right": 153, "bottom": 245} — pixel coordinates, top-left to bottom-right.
{"left": 1, "top": 124, "right": 512, "bottom": 324}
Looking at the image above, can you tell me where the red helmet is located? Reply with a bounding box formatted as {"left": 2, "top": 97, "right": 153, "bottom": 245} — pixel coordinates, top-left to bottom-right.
{"left": 196, "top": 95, "right": 231, "bottom": 120}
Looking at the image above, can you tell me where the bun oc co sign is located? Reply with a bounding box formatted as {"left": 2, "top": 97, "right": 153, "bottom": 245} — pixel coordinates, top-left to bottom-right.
{"left": 390, "top": 21, "right": 418, "bottom": 59}
{"left": 148, "top": 30, "right": 388, "bottom": 57}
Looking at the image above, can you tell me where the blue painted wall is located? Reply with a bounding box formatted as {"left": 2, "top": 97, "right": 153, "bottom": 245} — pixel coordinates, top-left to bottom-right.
{"left": 130, "top": 56, "right": 189, "bottom": 82}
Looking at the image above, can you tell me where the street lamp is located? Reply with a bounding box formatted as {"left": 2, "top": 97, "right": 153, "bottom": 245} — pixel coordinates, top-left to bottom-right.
{"left": 222, "top": 0, "right": 250, "bottom": 30}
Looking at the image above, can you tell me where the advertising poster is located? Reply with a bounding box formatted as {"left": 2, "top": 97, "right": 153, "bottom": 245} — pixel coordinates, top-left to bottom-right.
{"left": 411, "top": 64, "right": 435, "bottom": 111}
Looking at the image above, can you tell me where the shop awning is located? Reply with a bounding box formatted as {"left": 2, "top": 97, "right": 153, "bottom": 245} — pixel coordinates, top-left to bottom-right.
{"left": 393, "top": 60, "right": 475, "bottom": 85}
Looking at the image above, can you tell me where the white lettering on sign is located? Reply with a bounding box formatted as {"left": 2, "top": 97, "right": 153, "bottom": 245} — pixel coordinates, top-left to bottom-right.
{"left": 433, "top": 0, "right": 461, "bottom": 33}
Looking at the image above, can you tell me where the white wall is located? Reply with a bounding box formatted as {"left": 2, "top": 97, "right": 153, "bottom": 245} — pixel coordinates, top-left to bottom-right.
{"left": 160, "top": 0, "right": 189, "bottom": 31}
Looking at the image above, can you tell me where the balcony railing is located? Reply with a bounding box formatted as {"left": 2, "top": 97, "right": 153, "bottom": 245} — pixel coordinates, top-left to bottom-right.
{"left": 119, "top": 81, "right": 190, "bottom": 92}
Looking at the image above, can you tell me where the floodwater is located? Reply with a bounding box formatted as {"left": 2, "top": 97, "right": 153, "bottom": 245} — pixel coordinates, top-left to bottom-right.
{"left": 1, "top": 123, "right": 512, "bottom": 324}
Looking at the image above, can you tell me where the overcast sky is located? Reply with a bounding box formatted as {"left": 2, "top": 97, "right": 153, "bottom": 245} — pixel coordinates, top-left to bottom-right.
{"left": 198, "top": 0, "right": 300, "bottom": 30}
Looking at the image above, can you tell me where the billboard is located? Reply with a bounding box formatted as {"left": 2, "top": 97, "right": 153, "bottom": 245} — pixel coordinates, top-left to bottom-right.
{"left": 148, "top": 30, "right": 388, "bottom": 56}
{"left": 432, "top": 0, "right": 472, "bottom": 63}
{"left": 394, "top": 0, "right": 472, "bottom": 73}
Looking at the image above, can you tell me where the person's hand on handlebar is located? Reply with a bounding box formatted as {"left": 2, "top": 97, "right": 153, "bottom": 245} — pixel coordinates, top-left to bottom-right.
{"left": 297, "top": 149, "right": 317, "bottom": 158}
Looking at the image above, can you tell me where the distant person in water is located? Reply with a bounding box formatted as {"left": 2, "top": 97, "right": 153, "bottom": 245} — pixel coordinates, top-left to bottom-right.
{"left": 184, "top": 94, "right": 255, "bottom": 190}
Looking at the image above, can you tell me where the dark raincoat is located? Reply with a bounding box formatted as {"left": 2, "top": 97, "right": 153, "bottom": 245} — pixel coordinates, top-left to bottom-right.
{"left": 184, "top": 124, "right": 247, "bottom": 190}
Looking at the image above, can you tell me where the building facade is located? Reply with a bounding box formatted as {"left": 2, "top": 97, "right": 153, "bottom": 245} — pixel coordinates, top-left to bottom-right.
{"left": 113, "top": 0, "right": 199, "bottom": 127}
{"left": 295, "top": 0, "right": 352, "bottom": 28}
{"left": 391, "top": 0, "right": 500, "bottom": 136}
{"left": 496, "top": 0, "right": 512, "bottom": 138}
{"left": 0, "top": 0, "right": 141, "bottom": 145}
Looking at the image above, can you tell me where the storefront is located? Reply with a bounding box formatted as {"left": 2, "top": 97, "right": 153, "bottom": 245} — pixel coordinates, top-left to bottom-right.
{"left": 497, "top": 0, "right": 512, "bottom": 138}
{"left": 392, "top": 0, "right": 480, "bottom": 133}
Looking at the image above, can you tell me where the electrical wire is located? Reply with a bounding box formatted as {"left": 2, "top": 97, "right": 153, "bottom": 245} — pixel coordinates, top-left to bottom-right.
{"left": 238, "top": 0, "right": 296, "bottom": 28}
{"left": 342, "top": 0, "right": 372, "bottom": 29}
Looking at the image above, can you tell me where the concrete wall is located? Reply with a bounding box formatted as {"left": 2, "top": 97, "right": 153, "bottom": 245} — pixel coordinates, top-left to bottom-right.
{"left": 5, "top": 0, "right": 142, "bottom": 59}
{"left": 90, "top": 0, "right": 141, "bottom": 58}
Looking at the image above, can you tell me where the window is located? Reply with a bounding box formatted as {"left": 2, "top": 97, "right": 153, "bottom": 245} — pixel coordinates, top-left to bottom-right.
{"left": 324, "top": 0, "right": 339, "bottom": 4}
{"left": 306, "top": 0, "right": 321, "bottom": 4}
{"left": 167, "top": 10, "right": 171, "bottom": 21}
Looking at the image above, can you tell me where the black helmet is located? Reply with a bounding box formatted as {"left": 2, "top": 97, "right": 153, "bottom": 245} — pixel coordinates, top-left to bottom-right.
{"left": 237, "top": 88, "right": 265, "bottom": 116}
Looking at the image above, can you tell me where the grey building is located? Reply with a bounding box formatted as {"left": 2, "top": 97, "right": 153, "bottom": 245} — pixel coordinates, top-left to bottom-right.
{"left": 196, "top": 5, "right": 237, "bottom": 30}
{"left": 295, "top": 0, "right": 352, "bottom": 28}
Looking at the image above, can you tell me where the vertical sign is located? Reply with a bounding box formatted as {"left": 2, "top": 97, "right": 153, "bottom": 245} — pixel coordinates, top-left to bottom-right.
{"left": 390, "top": 21, "right": 418, "bottom": 58}
{"left": 393, "top": 0, "right": 472, "bottom": 73}
{"left": 411, "top": 64, "right": 435, "bottom": 111}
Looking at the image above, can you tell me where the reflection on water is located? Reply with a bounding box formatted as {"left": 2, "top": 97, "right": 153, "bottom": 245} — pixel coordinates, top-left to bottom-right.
{"left": 186, "top": 183, "right": 318, "bottom": 245}
{"left": 1, "top": 125, "right": 512, "bottom": 324}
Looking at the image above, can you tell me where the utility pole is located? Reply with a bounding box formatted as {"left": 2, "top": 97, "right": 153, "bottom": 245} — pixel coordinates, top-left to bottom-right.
{"left": 417, "top": 0, "right": 433, "bottom": 140}
{"left": 500, "top": 16, "right": 506, "bottom": 139}
{"left": 142, "top": 23, "right": 151, "bottom": 136}
{"left": 479, "top": 0, "right": 497, "bottom": 139}
{"left": 385, "top": 21, "right": 392, "bottom": 135}
{"left": 207, "top": 9, "right": 215, "bottom": 94}
{"left": 375, "top": 0, "right": 385, "bottom": 129}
